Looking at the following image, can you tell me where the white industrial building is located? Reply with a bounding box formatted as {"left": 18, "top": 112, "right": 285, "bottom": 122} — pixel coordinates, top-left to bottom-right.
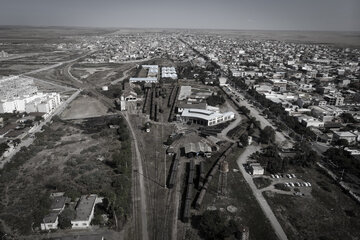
{"left": 161, "top": 67, "right": 177, "bottom": 79}
{"left": 129, "top": 77, "right": 158, "bottom": 83}
{"left": 180, "top": 108, "right": 235, "bottom": 126}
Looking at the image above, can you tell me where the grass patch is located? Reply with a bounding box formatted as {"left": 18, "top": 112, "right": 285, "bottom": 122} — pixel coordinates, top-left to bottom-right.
{"left": 253, "top": 177, "right": 272, "bottom": 189}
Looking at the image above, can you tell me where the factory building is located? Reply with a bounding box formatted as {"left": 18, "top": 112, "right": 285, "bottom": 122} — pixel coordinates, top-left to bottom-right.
{"left": 180, "top": 108, "right": 235, "bottom": 126}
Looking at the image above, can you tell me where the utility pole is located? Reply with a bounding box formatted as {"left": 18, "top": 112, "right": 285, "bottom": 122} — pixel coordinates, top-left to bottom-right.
{"left": 340, "top": 169, "right": 345, "bottom": 181}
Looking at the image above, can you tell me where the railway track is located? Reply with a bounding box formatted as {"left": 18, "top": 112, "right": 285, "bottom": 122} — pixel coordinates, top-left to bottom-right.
{"left": 132, "top": 144, "right": 140, "bottom": 240}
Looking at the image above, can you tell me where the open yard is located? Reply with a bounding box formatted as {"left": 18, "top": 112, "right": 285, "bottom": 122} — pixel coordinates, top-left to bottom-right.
{"left": 61, "top": 93, "right": 111, "bottom": 120}
{"left": 0, "top": 116, "right": 132, "bottom": 238}
{"left": 264, "top": 165, "right": 360, "bottom": 240}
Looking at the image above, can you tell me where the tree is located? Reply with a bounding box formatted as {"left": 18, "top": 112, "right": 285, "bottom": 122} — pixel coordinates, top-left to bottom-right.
{"left": 0, "top": 142, "right": 9, "bottom": 156}
{"left": 335, "top": 139, "right": 349, "bottom": 147}
{"left": 291, "top": 141, "right": 319, "bottom": 167}
{"left": 198, "top": 210, "right": 230, "bottom": 240}
{"left": 239, "top": 133, "right": 249, "bottom": 147}
{"left": 206, "top": 92, "right": 225, "bottom": 106}
{"left": 58, "top": 208, "right": 76, "bottom": 229}
{"left": 260, "top": 126, "right": 275, "bottom": 144}
{"left": 340, "top": 113, "right": 357, "bottom": 123}
{"left": 133, "top": 87, "right": 143, "bottom": 96}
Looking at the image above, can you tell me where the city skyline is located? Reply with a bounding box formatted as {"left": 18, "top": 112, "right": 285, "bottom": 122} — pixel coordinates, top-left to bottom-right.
{"left": 0, "top": 0, "right": 359, "bottom": 31}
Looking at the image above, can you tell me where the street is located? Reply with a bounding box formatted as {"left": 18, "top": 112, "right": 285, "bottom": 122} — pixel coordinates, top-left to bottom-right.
{"left": 236, "top": 144, "right": 289, "bottom": 240}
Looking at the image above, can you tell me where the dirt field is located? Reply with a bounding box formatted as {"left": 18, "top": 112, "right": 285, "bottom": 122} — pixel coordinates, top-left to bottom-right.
{"left": 0, "top": 62, "right": 53, "bottom": 76}
{"left": 61, "top": 94, "right": 111, "bottom": 120}
{"left": 71, "top": 63, "right": 135, "bottom": 86}
{"left": 264, "top": 165, "right": 360, "bottom": 240}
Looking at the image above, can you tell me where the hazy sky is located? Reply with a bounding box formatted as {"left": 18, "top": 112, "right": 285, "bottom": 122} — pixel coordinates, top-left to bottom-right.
{"left": 0, "top": 0, "right": 359, "bottom": 31}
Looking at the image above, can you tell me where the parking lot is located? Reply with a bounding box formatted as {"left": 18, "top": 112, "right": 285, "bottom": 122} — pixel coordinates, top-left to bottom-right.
{"left": 253, "top": 173, "right": 313, "bottom": 197}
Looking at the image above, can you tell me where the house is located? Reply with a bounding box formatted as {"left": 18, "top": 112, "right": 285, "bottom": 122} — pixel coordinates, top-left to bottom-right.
{"left": 41, "top": 193, "right": 69, "bottom": 231}
{"left": 71, "top": 195, "right": 101, "bottom": 229}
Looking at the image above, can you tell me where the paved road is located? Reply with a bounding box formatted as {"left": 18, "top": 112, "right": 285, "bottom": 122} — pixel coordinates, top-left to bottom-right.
{"left": 0, "top": 89, "right": 81, "bottom": 169}
{"left": 123, "top": 112, "right": 149, "bottom": 240}
{"left": 236, "top": 144, "right": 289, "bottom": 240}
{"left": 218, "top": 101, "right": 241, "bottom": 143}
{"left": 223, "top": 86, "right": 293, "bottom": 148}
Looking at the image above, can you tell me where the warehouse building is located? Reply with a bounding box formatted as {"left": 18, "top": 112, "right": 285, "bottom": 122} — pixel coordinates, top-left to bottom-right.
{"left": 180, "top": 108, "right": 235, "bottom": 126}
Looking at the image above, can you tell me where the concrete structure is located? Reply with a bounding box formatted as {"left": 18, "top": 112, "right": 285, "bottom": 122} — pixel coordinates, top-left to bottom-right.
{"left": 333, "top": 131, "right": 357, "bottom": 144}
{"left": 249, "top": 163, "right": 264, "bottom": 175}
{"left": 0, "top": 92, "right": 61, "bottom": 114}
{"left": 161, "top": 67, "right": 177, "bottom": 79}
{"left": 122, "top": 90, "right": 137, "bottom": 101}
{"left": 0, "top": 50, "right": 9, "bottom": 58}
{"left": 269, "top": 79, "right": 287, "bottom": 91}
{"left": 129, "top": 77, "right": 158, "bottom": 83}
{"left": 180, "top": 108, "right": 235, "bottom": 126}
{"left": 219, "top": 77, "right": 227, "bottom": 86}
{"left": 324, "top": 94, "right": 344, "bottom": 106}
{"left": 71, "top": 195, "right": 101, "bottom": 229}
{"left": 184, "top": 142, "right": 212, "bottom": 158}
{"left": 344, "top": 147, "right": 360, "bottom": 155}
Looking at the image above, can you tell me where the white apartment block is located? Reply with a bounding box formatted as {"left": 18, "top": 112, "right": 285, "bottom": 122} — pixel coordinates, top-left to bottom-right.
{"left": 0, "top": 93, "right": 61, "bottom": 114}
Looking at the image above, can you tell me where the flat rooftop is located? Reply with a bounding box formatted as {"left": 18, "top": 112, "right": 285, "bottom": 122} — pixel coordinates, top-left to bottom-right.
{"left": 73, "top": 195, "right": 97, "bottom": 221}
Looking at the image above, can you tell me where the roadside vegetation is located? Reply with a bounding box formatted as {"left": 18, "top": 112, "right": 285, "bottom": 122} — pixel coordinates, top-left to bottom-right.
{"left": 0, "top": 116, "right": 132, "bottom": 236}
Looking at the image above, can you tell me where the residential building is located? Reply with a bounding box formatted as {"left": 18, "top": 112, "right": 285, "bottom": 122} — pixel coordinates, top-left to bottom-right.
{"left": 324, "top": 94, "right": 344, "bottom": 106}
{"left": 333, "top": 131, "right": 357, "bottom": 144}
{"left": 71, "top": 195, "right": 101, "bottom": 229}
{"left": 41, "top": 193, "right": 68, "bottom": 231}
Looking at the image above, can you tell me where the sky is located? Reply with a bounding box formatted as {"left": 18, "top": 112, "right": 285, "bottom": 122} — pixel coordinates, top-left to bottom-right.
{"left": 0, "top": 0, "right": 359, "bottom": 31}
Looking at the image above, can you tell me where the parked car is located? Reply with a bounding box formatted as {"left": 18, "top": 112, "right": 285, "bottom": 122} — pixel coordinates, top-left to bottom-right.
{"left": 286, "top": 174, "right": 292, "bottom": 178}
{"left": 291, "top": 174, "right": 296, "bottom": 178}
{"left": 289, "top": 182, "right": 295, "bottom": 187}
{"left": 271, "top": 174, "right": 275, "bottom": 178}
{"left": 275, "top": 174, "right": 280, "bottom": 179}
{"left": 306, "top": 182, "right": 312, "bottom": 187}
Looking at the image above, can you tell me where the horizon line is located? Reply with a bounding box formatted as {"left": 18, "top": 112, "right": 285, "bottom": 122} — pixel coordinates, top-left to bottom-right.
{"left": 0, "top": 24, "right": 359, "bottom": 33}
